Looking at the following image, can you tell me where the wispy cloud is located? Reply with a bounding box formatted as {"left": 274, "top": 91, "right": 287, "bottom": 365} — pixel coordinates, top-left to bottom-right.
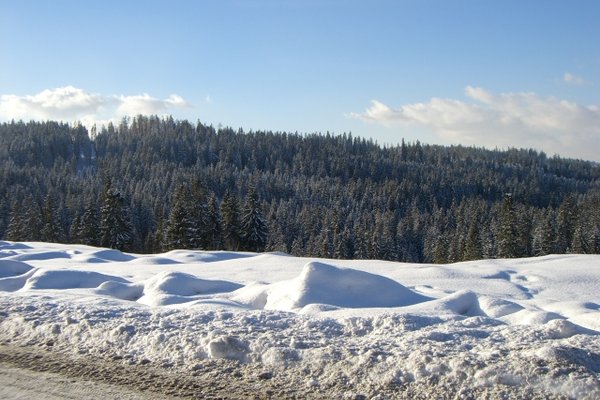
{"left": 563, "top": 72, "right": 585, "bottom": 85}
{"left": 0, "top": 86, "right": 191, "bottom": 127}
{"left": 349, "top": 86, "right": 600, "bottom": 161}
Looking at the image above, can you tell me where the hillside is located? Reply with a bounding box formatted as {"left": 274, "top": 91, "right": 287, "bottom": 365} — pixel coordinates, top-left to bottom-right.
{"left": 1, "top": 117, "right": 599, "bottom": 262}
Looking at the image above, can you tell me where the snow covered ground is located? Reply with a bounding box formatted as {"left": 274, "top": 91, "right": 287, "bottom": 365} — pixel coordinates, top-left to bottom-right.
{"left": 1, "top": 241, "right": 599, "bottom": 399}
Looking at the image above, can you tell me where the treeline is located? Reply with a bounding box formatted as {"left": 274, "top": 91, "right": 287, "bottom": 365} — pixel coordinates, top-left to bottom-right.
{"left": 1, "top": 116, "right": 599, "bottom": 262}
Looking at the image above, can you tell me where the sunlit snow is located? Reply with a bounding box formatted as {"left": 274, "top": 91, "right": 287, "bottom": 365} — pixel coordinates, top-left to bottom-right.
{"left": 1, "top": 241, "right": 599, "bottom": 398}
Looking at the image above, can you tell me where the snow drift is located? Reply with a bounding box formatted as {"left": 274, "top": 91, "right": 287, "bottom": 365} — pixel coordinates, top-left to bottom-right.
{"left": 259, "top": 261, "right": 431, "bottom": 311}
{"left": 1, "top": 242, "right": 599, "bottom": 399}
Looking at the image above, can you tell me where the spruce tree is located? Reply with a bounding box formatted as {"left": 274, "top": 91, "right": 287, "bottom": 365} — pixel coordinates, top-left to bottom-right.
{"left": 5, "top": 201, "right": 25, "bottom": 241}
{"left": 497, "top": 194, "right": 519, "bottom": 258}
{"left": 463, "top": 222, "right": 483, "bottom": 261}
{"left": 221, "top": 190, "right": 242, "bottom": 251}
{"left": 240, "top": 187, "right": 268, "bottom": 252}
{"left": 41, "top": 194, "right": 65, "bottom": 243}
{"left": 555, "top": 196, "right": 576, "bottom": 253}
{"left": 532, "top": 214, "right": 555, "bottom": 256}
{"left": 188, "top": 182, "right": 210, "bottom": 249}
{"left": 164, "top": 185, "right": 194, "bottom": 250}
{"left": 99, "top": 184, "right": 134, "bottom": 251}
{"left": 21, "top": 196, "right": 43, "bottom": 242}
{"left": 78, "top": 201, "right": 101, "bottom": 246}
{"left": 206, "top": 194, "right": 223, "bottom": 250}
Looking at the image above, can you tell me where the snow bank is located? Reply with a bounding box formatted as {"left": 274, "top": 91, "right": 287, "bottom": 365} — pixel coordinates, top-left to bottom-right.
{"left": 138, "top": 271, "right": 242, "bottom": 306}
{"left": 22, "top": 269, "right": 129, "bottom": 290}
{"left": 265, "top": 261, "right": 431, "bottom": 311}
{"left": 0, "top": 269, "right": 36, "bottom": 292}
{"left": 1, "top": 242, "right": 600, "bottom": 399}
{"left": 0, "top": 259, "right": 33, "bottom": 278}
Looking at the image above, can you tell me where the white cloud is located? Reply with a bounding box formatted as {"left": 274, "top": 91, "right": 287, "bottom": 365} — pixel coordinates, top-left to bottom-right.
{"left": 116, "top": 93, "right": 190, "bottom": 116}
{"left": 0, "top": 86, "right": 109, "bottom": 121}
{"left": 564, "top": 72, "right": 585, "bottom": 85}
{"left": 349, "top": 87, "right": 600, "bottom": 161}
{"left": 0, "top": 86, "right": 191, "bottom": 128}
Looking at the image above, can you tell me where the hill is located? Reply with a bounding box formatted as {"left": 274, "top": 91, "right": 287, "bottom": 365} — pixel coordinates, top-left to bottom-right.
{"left": 1, "top": 117, "right": 599, "bottom": 262}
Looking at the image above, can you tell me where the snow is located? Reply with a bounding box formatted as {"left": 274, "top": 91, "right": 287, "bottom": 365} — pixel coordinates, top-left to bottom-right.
{"left": 1, "top": 240, "right": 599, "bottom": 398}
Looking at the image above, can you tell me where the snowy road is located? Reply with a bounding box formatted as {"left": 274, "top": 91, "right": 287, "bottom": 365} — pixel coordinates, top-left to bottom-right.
{"left": 0, "top": 364, "right": 157, "bottom": 400}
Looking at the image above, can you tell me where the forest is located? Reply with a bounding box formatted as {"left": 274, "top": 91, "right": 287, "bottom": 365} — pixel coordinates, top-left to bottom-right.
{"left": 1, "top": 116, "right": 599, "bottom": 263}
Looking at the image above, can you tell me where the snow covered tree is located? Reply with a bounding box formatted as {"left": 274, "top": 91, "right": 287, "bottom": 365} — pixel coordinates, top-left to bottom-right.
{"left": 41, "top": 194, "right": 65, "bottom": 243}
{"left": 21, "top": 196, "right": 44, "bottom": 242}
{"left": 205, "top": 194, "right": 223, "bottom": 250}
{"left": 240, "top": 187, "right": 268, "bottom": 252}
{"left": 570, "top": 225, "right": 588, "bottom": 254}
{"left": 463, "top": 222, "right": 483, "bottom": 261}
{"left": 555, "top": 196, "right": 576, "bottom": 253}
{"left": 5, "top": 201, "right": 26, "bottom": 241}
{"left": 164, "top": 185, "right": 194, "bottom": 250}
{"left": 532, "top": 213, "right": 555, "bottom": 256}
{"left": 78, "top": 200, "right": 101, "bottom": 246}
{"left": 100, "top": 184, "right": 134, "bottom": 251}
{"left": 221, "top": 190, "right": 242, "bottom": 251}
{"left": 188, "top": 182, "right": 210, "bottom": 249}
{"left": 497, "top": 194, "right": 519, "bottom": 258}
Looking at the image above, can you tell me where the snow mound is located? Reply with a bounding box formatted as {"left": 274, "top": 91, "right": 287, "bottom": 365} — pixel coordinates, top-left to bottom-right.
{"left": 261, "top": 261, "right": 431, "bottom": 311}
{"left": 401, "top": 290, "right": 484, "bottom": 317}
{"left": 0, "top": 259, "right": 34, "bottom": 278}
{"left": 127, "top": 256, "right": 180, "bottom": 265}
{"left": 11, "top": 251, "right": 71, "bottom": 261}
{"left": 88, "top": 249, "right": 136, "bottom": 262}
{"left": 96, "top": 281, "right": 144, "bottom": 301}
{"left": 478, "top": 296, "right": 525, "bottom": 318}
{"left": 22, "top": 269, "right": 129, "bottom": 290}
{"left": 138, "top": 271, "right": 243, "bottom": 306}
{"left": 0, "top": 269, "right": 36, "bottom": 291}
{"left": 162, "top": 250, "right": 254, "bottom": 263}
{"left": 0, "top": 241, "right": 32, "bottom": 250}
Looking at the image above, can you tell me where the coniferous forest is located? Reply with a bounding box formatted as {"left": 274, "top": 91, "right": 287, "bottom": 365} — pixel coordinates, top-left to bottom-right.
{"left": 1, "top": 116, "right": 599, "bottom": 263}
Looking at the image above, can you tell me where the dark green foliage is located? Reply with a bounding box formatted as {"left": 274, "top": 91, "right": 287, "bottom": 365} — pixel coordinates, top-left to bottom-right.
{"left": 164, "top": 185, "right": 195, "bottom": 250}
{"left": 99, "top": 183, "right": 134, "bottom": 251}
{"left": 463, "top": 222, "right": 483, "bottom": 261}
{"left": 555, "top": 196, "right": 577, "bottom": 253}
{"left": 205, "top": 195, "right": 223, "bottom": 250}
{"left": 1, "top": 117, "right": 599, "bottom": 262}
{"left": 221, "top": 190, "right": 242, "bottom": 251}
{"left": 240, "top": 187, "right": 268, "bottom": 252}
{"left": 532, "top": 213, "right": 555, "bottom": 256}
{"left": 5, "top": 201, "right": 26, "bottom": 241}
{"left": 497, "top": 194, "right": 520, "bottom": 258}
{"left": 41, "top": 194, "right": 65, "bottom": 243}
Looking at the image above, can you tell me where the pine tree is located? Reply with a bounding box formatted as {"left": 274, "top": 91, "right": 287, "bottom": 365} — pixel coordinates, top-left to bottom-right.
{"left": 555, "top": 196, "right": 576, "bottom": 253}
{"left": 221, "top": 190, "right": 242, "bottom": 251}
{"left": 21, "top": 196, "right": 43, "bottom": 241}
{"left": 240, "top": 187, "right": 268, "bottom": 252}
{"left": 78, "top": 201, "right": 101, "bottom": 246}
{"left": 5, "top": 201, "right": 25, "bottom": 241}
{"left": 99, "top": 184, "right": 134, "bottom": 251}
{"left": 497, "top": 194, "right": 519, "bottom": 258}
{"left": 69, "top": 212, "right": 82, "bottom": 243}
{"left": 570, "top": 225, "right": 588, "bottom": 254}
{"left": 41, "top": 194, "right": 65, "bottom": 243}
{"left": 206, "top": 194, "right": 223, "bottom": 250}
{"left": 463, "top": 222, "right": 483, "bottom": 261}
{"left": 164, "top": 185, "right": 194, "bottom": 250}
{"left": 532, "top": 214, "right": 555, "bottom": 256}
{"left": 188, "top": 182, "right": 210, "bottom": 249}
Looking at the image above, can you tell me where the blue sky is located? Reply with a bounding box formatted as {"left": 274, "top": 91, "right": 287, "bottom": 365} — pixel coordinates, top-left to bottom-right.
{"left": 1, "top": 0, "right": 599, "bottom": 161}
